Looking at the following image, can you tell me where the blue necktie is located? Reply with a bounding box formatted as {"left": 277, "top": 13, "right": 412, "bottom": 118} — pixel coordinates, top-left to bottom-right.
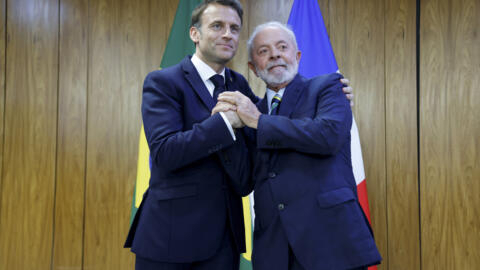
{"left": 210, "top": 74, "right": 225, "bottom": 102}
{"left": 269, "top": 94, "right": 282, "bottom": 115}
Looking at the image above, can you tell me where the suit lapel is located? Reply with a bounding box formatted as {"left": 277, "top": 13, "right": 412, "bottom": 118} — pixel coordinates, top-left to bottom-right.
{"left": 257, "top": 92, "right": 269, "bottom": 114}
{"left": 278, "top": 74, "right": 305, "bottom": 117}
{"left": 182, "top": 57, "right": 215, "bottom": 110}
{"left": 269, "top": 75, "right": 305, "bottom": 167}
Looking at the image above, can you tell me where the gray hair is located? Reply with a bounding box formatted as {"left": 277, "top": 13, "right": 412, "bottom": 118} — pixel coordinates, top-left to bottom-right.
{"left": 247, "top": 21, "right": 298, "bottom": 61}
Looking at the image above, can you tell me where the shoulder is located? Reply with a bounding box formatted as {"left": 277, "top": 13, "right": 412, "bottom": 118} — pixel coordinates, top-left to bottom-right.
{"left": 307, "top": 72, "right": 343, "bottom": 90}
{"left": 226, "top": 68, "right": 249, "bottom": 87}
{"left": 142, "top": 61, "right": 186, "bottom": 96}
{"left": 145, "top": 62, "right": 183, "bottom": 83}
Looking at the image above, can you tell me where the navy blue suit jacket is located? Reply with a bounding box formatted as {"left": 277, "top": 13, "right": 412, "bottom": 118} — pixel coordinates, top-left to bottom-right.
{"left": 249, "top": 73, "right": 381, "bottom": 270}
{"left": 125, "top": 56, "right": 258, "bottom": 263}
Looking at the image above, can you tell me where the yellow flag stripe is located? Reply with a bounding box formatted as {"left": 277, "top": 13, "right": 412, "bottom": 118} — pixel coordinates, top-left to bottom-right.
{"left": 241, "top": 195, "right": 253, "bottom": 261}
{"left": 135, "top": 125, "right": 151, "bottom": 208}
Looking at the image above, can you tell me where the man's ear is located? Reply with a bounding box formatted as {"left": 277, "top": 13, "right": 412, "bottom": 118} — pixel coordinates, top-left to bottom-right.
{"left": 296, "top": 50, "right": 302, "bottom": 64}
{"left": 248, "top": 62, "right": 259, "bottom": 77}
{"left": 190, "top": 26, "right": 200, "bottom": 44}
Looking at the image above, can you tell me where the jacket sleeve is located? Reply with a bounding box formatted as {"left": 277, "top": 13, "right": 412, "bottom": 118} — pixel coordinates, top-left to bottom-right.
{"left": 142, "top": 70, "right": 236, "bottom": 171}
{"left": 216, "top": 129, "right": 254, "bottom": 196}
{"left": 256, "top": 74, "right": 352, "bottom": 155}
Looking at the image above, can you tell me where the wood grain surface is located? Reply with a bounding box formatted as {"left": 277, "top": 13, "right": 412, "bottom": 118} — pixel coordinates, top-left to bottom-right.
{"left": 52, "top": 0, "right": 88, "bottom": 268}
{"left": 385, "top": 0, "right": 420, "bottom": 269}
{"left": 0, "top": 0, "right": 58, "bottom": 268}
{"left": 420, "top": 0, "right": 480, "bottom": 269}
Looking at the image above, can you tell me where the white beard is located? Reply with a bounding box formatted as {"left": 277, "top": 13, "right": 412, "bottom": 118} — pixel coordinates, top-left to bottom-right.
{"left": 255, "top": 59, "right": 298, "bottom": 88}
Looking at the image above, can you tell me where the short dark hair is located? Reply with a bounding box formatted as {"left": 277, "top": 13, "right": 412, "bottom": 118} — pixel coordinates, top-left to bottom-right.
{"left": 191, "top": 0, "right": 243, "bottom": 28}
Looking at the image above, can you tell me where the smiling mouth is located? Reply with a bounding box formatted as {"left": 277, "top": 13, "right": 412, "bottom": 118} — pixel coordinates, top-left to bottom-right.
{"left": 217, "top": 44, "right": 233, "bottom": 49}
{"left": 268, "top": 65, "right": 286, "bottom": 71}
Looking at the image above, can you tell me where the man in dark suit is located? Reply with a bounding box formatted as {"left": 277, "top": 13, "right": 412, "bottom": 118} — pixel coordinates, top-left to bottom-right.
{"left": 124, "top": 1, "right": 258, "bottom": 269}
{"left": 217, "top": 22, "right": 382, "bottom": 270}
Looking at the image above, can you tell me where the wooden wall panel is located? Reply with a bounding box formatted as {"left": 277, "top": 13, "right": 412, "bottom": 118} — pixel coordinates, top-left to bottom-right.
{"left": 420, "top": 0, "right": 480, "bottom": 269}
{"left": 385, "top": 0, "right": 420, "bottom": 269}
{"left": 0, "top": 0, "right": 58, "bottom": 268}
{"left": 246, "top": 0, "right": 294, "bottom": 97}
{"left": 52, "top": 0, "right": 88, "bottom": 269}
{"left": 329, "top": 0, "right": 388, "bottom": 268}
{"left": 83, "top": 0, "right": 178, "bottom": 269}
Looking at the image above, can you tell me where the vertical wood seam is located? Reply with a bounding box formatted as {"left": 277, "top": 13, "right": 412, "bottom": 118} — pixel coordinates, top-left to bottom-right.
{"left": 416, "top": 0, "right": 422, "bottom": 269}
{"left": 81, "top": 0, "right": 90, "bottom": 269}
{"left": 51, "top": 0, "right": 61, "bottom": 268}
{"left": 383, "top": 1, "right": 390, "bottom": 268}
{"left": 0, "top": 0, "right": 6, "bottom": 240}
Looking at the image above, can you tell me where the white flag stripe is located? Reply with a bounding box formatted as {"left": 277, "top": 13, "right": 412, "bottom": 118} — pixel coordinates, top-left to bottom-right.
{"left": 351, "top": 117, "right": 366, "bottom": 185}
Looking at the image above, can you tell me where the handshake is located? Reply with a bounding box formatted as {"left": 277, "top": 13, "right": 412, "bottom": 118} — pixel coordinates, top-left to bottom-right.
{"left": 211, "top": 91, "right": 261, "bottom": 129}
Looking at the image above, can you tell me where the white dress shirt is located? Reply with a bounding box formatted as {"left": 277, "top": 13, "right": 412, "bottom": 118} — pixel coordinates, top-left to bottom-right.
{"left": 191, "top": 54, "right": 236, "bottom": 140}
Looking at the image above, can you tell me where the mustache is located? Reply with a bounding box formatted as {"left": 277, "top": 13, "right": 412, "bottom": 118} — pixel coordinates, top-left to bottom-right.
{"left": 265, "top": 60, "right": 287, "bottom": 69}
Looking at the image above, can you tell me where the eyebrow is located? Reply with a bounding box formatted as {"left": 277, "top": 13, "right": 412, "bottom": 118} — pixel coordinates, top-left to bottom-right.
{"left": 209, "top": 20, "right": 241, "bottom": 27}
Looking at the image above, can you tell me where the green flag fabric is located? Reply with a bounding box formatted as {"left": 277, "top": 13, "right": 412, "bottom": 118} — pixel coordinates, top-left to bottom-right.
{"left": 160, "top": 0, "right": 202, "bottom": 68}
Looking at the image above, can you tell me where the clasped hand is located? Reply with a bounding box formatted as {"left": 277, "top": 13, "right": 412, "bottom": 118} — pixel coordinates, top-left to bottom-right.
{"left": 211, "top": 91, "right": 261, "bottom": 129}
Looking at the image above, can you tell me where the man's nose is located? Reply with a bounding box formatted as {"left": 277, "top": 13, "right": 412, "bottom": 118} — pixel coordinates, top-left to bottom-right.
{"left": 269, "top": 48, "right": 281, "bottom": 59}
{"left": 222, "top": 27, "right": 233, "bottom": 39}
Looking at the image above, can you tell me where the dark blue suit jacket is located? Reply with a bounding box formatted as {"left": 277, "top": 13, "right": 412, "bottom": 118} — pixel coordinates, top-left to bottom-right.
{"left": 249, "top": 73, "right": 381, "bottom": 270}
{"left": 125, "top": 56, "right": 258, "bottom": 263}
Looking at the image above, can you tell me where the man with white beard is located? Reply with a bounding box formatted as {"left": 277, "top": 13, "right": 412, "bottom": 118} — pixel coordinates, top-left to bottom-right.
{"left": 215, "top": 22, "right": 382, "bottom": 270}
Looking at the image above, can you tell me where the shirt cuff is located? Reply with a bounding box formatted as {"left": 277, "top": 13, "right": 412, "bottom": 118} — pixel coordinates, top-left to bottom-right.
{"left": 219, "top": 112, "right": 237, "bottom": 141}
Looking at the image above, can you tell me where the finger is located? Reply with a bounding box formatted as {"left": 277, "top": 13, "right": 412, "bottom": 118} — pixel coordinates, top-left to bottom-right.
{"left": 340, "top": 78, "right": 350, "bottom": 85}
{"left": 216, "top": 101, "right": 235, "bottom": 107}
{"left": 220, "top": 91, "right": 247, "bottom": 100}
{"left": 217, "top": 95, "right": 238, "bottom": 105}
{"left": 342, "top": 86, "right": 353, "bottom": 94}
{"left": 218, "top": 91, "right": 238, "bottom": 99}
{"left": 212, "top": 103, "right": 236, "bottom": 114}
{"left": 219, "top": 103, "right": 237, "bottom": 111}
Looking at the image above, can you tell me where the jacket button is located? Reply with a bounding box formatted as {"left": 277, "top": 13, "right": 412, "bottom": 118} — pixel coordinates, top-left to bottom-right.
{"left": 278, "top": 203, "right": 285, "bottom": 210}
{"left": 268, "top": 172, "right": 276, "bottom": 178}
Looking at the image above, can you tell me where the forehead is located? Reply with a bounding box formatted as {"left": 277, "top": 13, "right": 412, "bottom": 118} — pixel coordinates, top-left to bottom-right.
{"left": 201, "top": 4, "right": 241, "bottom": 26}
{"left": 253, "top": 26, "right": 294, "bottom": 48}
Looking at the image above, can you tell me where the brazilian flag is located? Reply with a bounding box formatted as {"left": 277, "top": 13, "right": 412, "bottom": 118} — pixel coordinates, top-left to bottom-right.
{"left": 129, "top": 1, "right": 253, "bottom": 269}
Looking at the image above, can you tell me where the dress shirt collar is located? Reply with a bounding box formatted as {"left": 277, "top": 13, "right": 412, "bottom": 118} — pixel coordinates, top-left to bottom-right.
{"left": 191, "top": 54, "right": 225, "bottom": 85}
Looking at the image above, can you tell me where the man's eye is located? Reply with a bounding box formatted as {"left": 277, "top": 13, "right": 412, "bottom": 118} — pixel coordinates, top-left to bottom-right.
{"left": 279, "top": 45, "right": 287, "bottom": 50}
{"left": 231, "top": 26, "right": 240, "bottom": 34}
{"left": 259, "top": 49, "right": 267, "bottom": 55}
{"left": 211, "top": 24, "right": 222, "bottom": 30}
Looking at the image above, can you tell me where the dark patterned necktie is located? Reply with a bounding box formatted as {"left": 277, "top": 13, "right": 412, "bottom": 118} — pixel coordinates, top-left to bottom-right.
{"left": 269, "top": 93, "right": 282, "bottom": 115}
{"left": 210, "top": 74, "right": 225, "bottom": 102}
